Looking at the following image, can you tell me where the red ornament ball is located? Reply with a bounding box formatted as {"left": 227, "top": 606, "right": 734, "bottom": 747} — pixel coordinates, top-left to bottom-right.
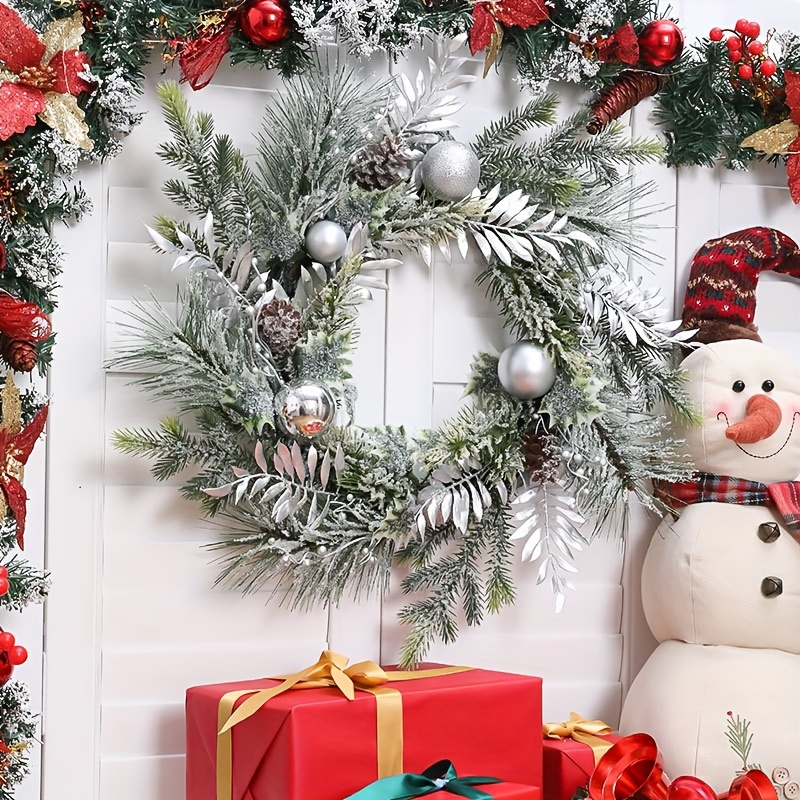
{"left": 0, "top": 632, "right": 15, "bottom": 651}
{"left": 735, "top": 19, "right": 750, "bottom": 35}
{"left": 709, "top": 27, "right": 724, "bottom": 42}
{"left": 8, "top": 645, "right": 27, "bottom": 666}
{"left": 738, "top": 64, "right": 753, "bottom": 79}
{"left": 239, "top": 0, "right": 291, "bottom": 46}
{"left": 745, "top": 21, "right": 761, "bottom": 38}
{"left": 0, "top": 577, "right": 8, "bottom": 596}
{"left": 638, "top": 20, "right": 685, "bottom": 68}
{"left": 0, "top": 651, "right": 11, "bottom": 686}
{"left": 729, "top": 50, "right": 742, "bottom": 62}
{"left": 747, "top": 40, "right": 764, "bottom": 55}
{"left": 0, "top": 566, "right": 7, "bottom": 580}
{"left": 726, "top": 36, "right": 742, "bottom": 51}
{"left": 760, "top": 59, "right": 777, "bottom": 77}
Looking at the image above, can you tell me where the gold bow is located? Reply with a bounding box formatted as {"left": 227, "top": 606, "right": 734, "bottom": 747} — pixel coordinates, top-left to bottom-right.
{"left": 216, "top": 650, "right": 470, "bottom": 800}
{"left": 543, "top": 712, "right": 615, "bottom": 765}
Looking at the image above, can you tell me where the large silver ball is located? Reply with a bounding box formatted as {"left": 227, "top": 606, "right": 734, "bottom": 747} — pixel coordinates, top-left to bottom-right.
{"left": 497, "top": 341, "right": 557, "bottom": 400}
{"left": 420, "top": 141, "right": 481, "bottom": 202}
{"left": 305, "top": 220, "right": 347, "bottom": 264}
{"left": 274, "top": 379, "right": 336, "bottom": 438}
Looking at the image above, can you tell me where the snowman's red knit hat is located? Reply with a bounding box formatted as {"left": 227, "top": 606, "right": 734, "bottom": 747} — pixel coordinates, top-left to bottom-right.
{"left": 681, "top": 227, "right": 800, "bottom": 344}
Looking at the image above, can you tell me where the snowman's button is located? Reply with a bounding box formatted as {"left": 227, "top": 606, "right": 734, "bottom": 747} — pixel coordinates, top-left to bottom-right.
{"left": 784, "top": 780, "right": 800, "bottom": 799}
{"left": 758, "top": 522, "right": 781, "bottom": 543}
{"left": 761, "top": 576, "right": 783, "bottom": 597}
{"left": 773, "top": 768, "right": 791, "bottom": 786}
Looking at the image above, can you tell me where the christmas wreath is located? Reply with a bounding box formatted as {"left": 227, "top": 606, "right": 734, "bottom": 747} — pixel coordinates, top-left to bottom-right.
{"left": 111, "top": 40, "right": 693, "bottom": 665}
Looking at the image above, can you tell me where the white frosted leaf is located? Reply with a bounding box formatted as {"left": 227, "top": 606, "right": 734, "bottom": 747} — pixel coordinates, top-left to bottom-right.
{"left": 249, "top": 477, "right": 271, "bottom": 497}
{"left": 467, "top": 481, "right": 483, "bottom": 522}
{"left": 567, "top": 230, "right": 599, "bottom": 249}
{"left": 203, "top": 211, "right": 216, "bottom": 258}
{"left": 496, "top": 481, "right": 508, "bottom": 504}
{"left": 273, "top": 452, "right": 285, "bottom": 475}
{"left": 452, "top": 485, "right": 470, "bottom": 533}
{"left": 550, "top": 215, "right": 568, "bottom": 233}
{"left": 234, "top": 481, "right": 248, "bottom": 505}
{"left": 400, "top": 73, "right": 416, "bottom": 103}
{"left": 498, "top": 194, "right": 530, "bottom": 225}
{"left": 437, "top": 238, "right": 452, "bottom": 262}
{"left": 277, "top": 442, "right": 294, "bottom": 476}
{"left": 320, "top": 450, "right": 331, "bottom": 489}
{"left": 522, "top": 535, "right": 543, "bottom": 562}
{"left": 334, "top": 445, "right": 346, "bottom": 478}
{"left": 477, "top": 480, "right": 492, "bottom": 508}
{"left": 499, "top": 232, "right": 534, "bottom": 261}
{"left": 291, "top": 442, "right": 306, "bottom": 482}
{"left": 483, "top": 229, "right": 511, "bottom": 265}
{"left": 146, "top": 225, "right": 176, "bottom": 253}
{"left": 307, "top": 446, "right": 318, "bottom": 480}
{"left": 529, "top": 236, "right": 562, "bottom": 263}
{"left": 419, "top": 242, "right": 433, "bottom": 267}
{"left": 361, "top": 258, "right": 404, "bottom": 271}
{"left": 470, "top": 231, "right": 492, "bottom": 262}
{"left": 440, "top": 489, "right": 453, "bottom": 523}
{"left": 483, "top": 184, "right": 501, "bottom": 207}
{"left": 232, "top": 467, "right": 250, "bottom": 478}
{"left": 529, "top": 209, "right": 556, "bottom": 231}
{"left": 425, "top": 494, "right": 441, "bottom": 528}
{"left": 255, "top": 441, "right": 268, "bottom": 473}
{"left": 456, "top": 229, "right": 469, "bottom": 259}
{"left": 177, "top": 228, "right": 195, "bottom": 250}
{"left": 202, "top": 484, "right": 232, "bottom": 498}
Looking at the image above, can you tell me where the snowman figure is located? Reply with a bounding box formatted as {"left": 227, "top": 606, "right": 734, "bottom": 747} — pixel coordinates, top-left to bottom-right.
{"left": 620, "top": 227, "right": 800, "bottom": 792}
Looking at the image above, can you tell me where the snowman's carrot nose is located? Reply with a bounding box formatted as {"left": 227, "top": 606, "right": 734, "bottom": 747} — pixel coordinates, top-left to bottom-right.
{"left": 725, "top": 394, "right": 782, "bottom": 444}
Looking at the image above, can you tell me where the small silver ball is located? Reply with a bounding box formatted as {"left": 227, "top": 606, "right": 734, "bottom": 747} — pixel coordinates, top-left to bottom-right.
{"left": 305, "top": 220, "right": 348, "bottom": 264}
{"left": 365, "top": 131, "right": 374, "bottom": 141}
{"left": 274, "top": 379, "right": 336, "bottom": 438}
{"left": 268, "top": 537, "right": 276, "bottom": 545}
{"left": 572, "top": 454, "right": 584, "bottom": 466}
{"left": 420, "top": 141, "right": 481, "bottom": 202}
{"left": 575, "top": 468, "right": 586, "bottom": 479}
{"left": 281, "top": 554, "right": 290, "bottom": 564}
{"left": 561, "top": 449, "right": 573, "bottom": 461}
{"left": 346, "top": 493, "right": 354, "bottom": 502}
{"left": 301, "top": 556, "right": 311, "bottom": 566}
{"left": 362, "top": 546, "right": 370, "bottom": 555}
{"left": 329, "top": 128, "right": 338, "bottom": 137}
{"left": 497, "top": 341, "right": 557, "bottom": 400}
{"left": 230, "top": 282, "right": 239, "bottom": 292}
{"left": 316, "top": 545, "right": 327, "bottom": 555}
{"left": 256, "top": 282, "right": 266, "bottom": 293}
{"left": 532, "top": 412, "right": 540, "bottom": 421}
{"left": 367, "top": 555, "right": 376, "bottom": 563}
{"left": 245, "top": 306, "right": 255, "bottom": 317}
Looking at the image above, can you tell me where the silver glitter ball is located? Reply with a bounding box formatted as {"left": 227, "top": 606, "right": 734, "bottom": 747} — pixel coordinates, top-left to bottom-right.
{"left": 274, "top": 379, "right": 336, "bottom": 438}
{"left": 497, "top": 341, "right": 557, "bottom": 400}
{"left": 305, "top": 220, "right": 347, "bottom": 264}
{"left": 420, "top": 141, "right": 481, "bottom": 202}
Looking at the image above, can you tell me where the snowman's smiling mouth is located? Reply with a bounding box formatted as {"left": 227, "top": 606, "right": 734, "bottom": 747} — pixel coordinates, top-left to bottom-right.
{"left": 716, "top": 411, "right": 800, "bottom": 459}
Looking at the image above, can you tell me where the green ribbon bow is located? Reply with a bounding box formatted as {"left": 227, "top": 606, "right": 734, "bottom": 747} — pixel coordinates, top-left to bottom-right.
{"left": 344, "top": 759, "right": 502, "bottom": 800}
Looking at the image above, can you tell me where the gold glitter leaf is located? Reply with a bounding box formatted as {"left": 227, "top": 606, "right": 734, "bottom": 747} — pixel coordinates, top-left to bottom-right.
{"left": 40, "top": 92, "right": 93, "bottom": 150}
{"left": 0, "top": 374, "right": 22, "bottom": 437}
{"left": 41, "top": 12, "right": 85, "bottom": 64}
{"left": 741, "top": 119, "right": 800, "bottom": 156}
{"left": 482, "top": 29, "right": 503, "bottom": 79}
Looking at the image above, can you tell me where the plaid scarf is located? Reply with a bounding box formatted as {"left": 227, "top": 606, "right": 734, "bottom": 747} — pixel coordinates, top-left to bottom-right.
{"left": 654, "top": 473, "right": 800, "bottom": 533}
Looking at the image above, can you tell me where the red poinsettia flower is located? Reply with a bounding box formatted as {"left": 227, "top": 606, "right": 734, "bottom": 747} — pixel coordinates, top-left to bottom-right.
{"left": 469, "top": 0, "right": 549, "bottom": 56}
{"left": 0, "top": 5, "right": 94, "bottom": 149}
{"left": 785, "top": 71, "right": 800, "bottom": 203}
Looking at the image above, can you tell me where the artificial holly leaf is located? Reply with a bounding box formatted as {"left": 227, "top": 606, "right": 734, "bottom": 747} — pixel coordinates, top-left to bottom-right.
{"left": 741, "top": 119, "right": 800, "bottom": 156}
{"left": 786, "top": 70, "right": 800, "bottom": 126}
{"left": 49, "top": 49, "right": 93, "bottom": 95}
{"left": 39, "top": 91, "right": 92, "bottom": 150}
{"left": 0, "top": 3, "right": 45, "bottom": 73}
{"left": 469, "top": 3, "right": 498, "bottom": 55}
{"left": 787, "top": 135, "right": 800, "bottom": 204}
{"left": 0, "top": 83, "right": 45, "bottom": 141}
{"left": 494, "top": 0, "right": 549, "bottom": 28}
{"left": 483, "top": 29, "right": 504, "bottom": 77}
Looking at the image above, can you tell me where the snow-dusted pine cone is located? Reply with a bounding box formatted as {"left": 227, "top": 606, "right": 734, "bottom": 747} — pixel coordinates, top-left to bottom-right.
{"left": 522, "top": 430, "right": 561, "bottom": 483}
{"left": 353, "top": 135, "right": 412, "bottom": 190}
{"left": 257, "top": 299, "right": 302, "bottom": 358}
{"left": 0, "top": 336, "right": 37, "bottom": 373}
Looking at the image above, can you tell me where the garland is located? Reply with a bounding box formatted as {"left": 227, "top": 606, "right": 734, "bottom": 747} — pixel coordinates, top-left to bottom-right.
{"left": 111, "top": 41, "right": 693, "bottom": 665}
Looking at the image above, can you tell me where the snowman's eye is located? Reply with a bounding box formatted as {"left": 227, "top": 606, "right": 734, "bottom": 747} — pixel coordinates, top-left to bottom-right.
{"left": 762, "top": 380, "right": 775, "bottom": 392}
{"left": 732, "top": 380, "right": 746, "bottom": 393}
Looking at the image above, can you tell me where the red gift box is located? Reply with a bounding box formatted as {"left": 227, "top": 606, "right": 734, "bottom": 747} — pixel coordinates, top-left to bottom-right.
{"left": 186, "top": 652, "right": 543, "bottom": 800}
{"left": 542, "top": 719, "right": 619, "bottom": 800}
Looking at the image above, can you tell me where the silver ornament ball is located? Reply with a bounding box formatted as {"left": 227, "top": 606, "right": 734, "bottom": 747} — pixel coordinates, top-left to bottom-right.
{"left": 274, "top": 379, "right": 336, "bottom": 438}
{"left": 497, "top": 341, "right": 557, "bottom": 400}
{"left": 305, "top": 220, "right": 347, "bottom": 264}
{"left": 420, "top": 141, "right": 481, "bottom": 202}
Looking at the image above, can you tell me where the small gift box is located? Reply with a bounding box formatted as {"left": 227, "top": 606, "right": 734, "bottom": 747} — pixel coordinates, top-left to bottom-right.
{"left": 344, "top": 758, "right": 541, "bottom": 800}
{"left": 542, "top": 713, "right": 619, "bottom": 800}
{"left": 186, "top": 650, "right": 543, "bottom": 800}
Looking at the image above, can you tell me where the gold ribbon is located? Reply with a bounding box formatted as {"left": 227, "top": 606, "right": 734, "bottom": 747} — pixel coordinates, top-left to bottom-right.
{"left": 543, "top": 712, "right": 615, "bottom": 765}
{"left": 216, "top": 650, "right": 471, "bottom": 800}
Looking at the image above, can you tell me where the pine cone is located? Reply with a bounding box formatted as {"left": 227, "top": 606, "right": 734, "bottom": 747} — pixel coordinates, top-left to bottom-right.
{"left": 522, "top": 430, "right": 561, "bottom": 483}
{"left": 257, "top": 299, "right": 302, "bottom": 358}
{"left": 353, "top": 136, "right": 412, "bottom": 190}
{"left": 0, "top": 336, "right": 37, "bottom": 373}
{"left": 587, "top": 71, "right": 664, "bottom": 135}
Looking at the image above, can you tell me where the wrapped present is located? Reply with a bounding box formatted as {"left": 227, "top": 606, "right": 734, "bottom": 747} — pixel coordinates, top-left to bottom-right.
{"left": 344, "top": 758, "right": 540, "bottom": 800}
{"left": 186, "top": 650, "right": 543, "bottom": 800}
{"left": 542, "top": 713, "right": 619, "bottom": 800}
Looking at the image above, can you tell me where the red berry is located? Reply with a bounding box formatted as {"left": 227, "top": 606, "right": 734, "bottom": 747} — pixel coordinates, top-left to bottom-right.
{"left": 738, "top": 64, "right": 753, "bottom": 79}
{"left": 0, "top": 578, "right": 8, "bottom": 596}
{"left": 709, "top": 27, "right": 724, "bottom": 41}
{"left": 747, "top": 41, "right": 764, "bottom": 55}
{"left": 0, "top": 632, "right": 14, "bottom": 651}
{"left": 8, "top": 646, "right": 27, "bottom": 666}
{"left": 0, "top": 566, "right": 7, "bottom": 580}
{"left": 729, "top": 50, "right": 742, "bottom": 62}
{"left": 727, "top": 36, "right": 742, "bottom": 51}
{"left": 760, "top": 59, "right": 778, "bottom": 77}
{"left": 735, "top": 19, "right": 749, "bottom": 34}
{"left": 745, "top": 21, "right": 761, "bottom": 38}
